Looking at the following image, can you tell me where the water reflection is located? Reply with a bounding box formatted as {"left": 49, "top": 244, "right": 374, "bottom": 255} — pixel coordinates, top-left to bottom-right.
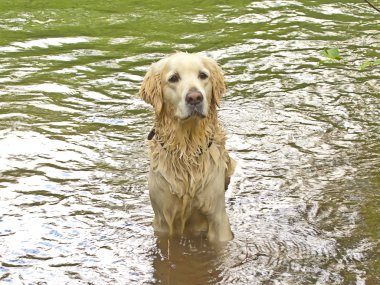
{"left": 151, "top": 234, "right": 224, "bottom": 284}
{"left": 1, "top": 0, "right": 379, "bottom": 284}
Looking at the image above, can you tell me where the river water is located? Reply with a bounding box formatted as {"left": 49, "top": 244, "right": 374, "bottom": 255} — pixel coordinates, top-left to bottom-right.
{"left": 0, "top": 1, "right": 379, "bottom": 284}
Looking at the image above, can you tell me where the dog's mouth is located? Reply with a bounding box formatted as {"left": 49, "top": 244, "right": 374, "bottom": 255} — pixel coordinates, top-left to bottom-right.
{"left": 182, "top": 105, "right": 206, "bottom": 120}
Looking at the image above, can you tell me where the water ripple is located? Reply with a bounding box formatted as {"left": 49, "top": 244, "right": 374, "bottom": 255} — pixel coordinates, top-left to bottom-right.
{"left": 0, "top": 1, "right": 379, "bottom": 284}
{"left": 0, "top": 37, "right": 93, "bottom": 53}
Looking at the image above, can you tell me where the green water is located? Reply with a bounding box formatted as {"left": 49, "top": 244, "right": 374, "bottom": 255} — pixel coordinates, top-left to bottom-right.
{"left": 0, "top": 1, "right": 379, "bottom": 284}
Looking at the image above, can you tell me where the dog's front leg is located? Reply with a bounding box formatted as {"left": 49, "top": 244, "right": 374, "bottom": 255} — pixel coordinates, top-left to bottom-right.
{"left": 206, "top": 202, "right": 233, "bottom": 242}
{"left": 200, "top": 174, "right": 233, "bottom": 242}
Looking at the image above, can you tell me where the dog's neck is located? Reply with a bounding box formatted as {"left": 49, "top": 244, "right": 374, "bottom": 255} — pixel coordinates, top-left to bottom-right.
{"left": 151, "top": 109, "right": 218, "bottom": 155}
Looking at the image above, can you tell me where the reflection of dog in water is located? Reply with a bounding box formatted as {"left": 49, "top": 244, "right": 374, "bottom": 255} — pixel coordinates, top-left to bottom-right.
{"left": 152, "top": 234, "right": 223, "bottom": 284}
{"left": 139, "top": 52, "right": 235, "bottom": 242}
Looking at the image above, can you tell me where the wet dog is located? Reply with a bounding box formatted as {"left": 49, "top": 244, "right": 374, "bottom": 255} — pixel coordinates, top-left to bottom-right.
{"left": 139, "top": 52, "right": 235, "bottom": 242}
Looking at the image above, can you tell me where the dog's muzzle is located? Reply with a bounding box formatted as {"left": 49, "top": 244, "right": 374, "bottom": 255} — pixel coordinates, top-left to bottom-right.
{"left": 185, "top": 89, "right": 205, "bottom": 118}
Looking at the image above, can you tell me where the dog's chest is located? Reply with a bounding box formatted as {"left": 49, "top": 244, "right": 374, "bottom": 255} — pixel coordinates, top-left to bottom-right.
{"left": 150, "top": 144, "right": 222, "bottom": 197}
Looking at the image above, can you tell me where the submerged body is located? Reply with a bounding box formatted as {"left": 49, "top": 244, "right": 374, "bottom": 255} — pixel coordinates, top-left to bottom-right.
{"left": 140, "top": 52, "right": 235, "bottom": 242}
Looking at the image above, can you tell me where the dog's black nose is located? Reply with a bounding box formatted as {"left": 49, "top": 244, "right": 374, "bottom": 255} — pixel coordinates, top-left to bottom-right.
{"left": 186, "top": 90, "right": 203, "bottom": 105}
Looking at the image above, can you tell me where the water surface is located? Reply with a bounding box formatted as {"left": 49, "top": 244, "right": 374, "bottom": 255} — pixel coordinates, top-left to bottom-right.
{"left": 0, "top": 1, "right": 379, "bottom": 284}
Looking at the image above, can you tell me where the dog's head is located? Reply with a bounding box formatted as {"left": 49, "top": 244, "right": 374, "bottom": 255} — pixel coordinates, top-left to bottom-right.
{"left": 139, "top": 52, "right": 225, "bottom": 120}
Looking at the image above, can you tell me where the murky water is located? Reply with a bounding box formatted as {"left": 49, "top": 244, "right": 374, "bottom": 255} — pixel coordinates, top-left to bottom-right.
{"left": 1, "top": 1, "right": 379, "bottom": 284}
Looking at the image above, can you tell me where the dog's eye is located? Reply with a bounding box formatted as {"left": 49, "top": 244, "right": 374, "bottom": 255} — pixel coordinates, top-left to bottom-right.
{"left": 168, "top": 73, "right": 180, "bottom": 83}
{"left": 199, "top": 72, "right": 208, "bottom": 80}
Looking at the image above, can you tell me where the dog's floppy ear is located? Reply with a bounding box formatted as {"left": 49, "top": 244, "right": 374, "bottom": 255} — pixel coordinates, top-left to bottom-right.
{"left": 203, "top": 57, "right": 226, "bottom": 107}
{"left": 139, "top": 62, "right": 163, "bottom": 114}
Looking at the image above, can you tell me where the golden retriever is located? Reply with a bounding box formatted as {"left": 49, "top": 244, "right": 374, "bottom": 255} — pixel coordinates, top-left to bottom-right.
{"left": 139, "top": 52, "right": 235, "bottom": 242}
